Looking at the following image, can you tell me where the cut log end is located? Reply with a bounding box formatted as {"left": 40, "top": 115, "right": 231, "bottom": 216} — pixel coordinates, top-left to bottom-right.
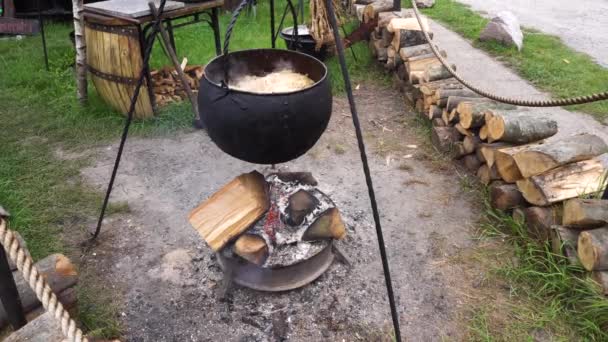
{"left": 302, "top": 207, "right": 347, "bottom": 241}
{"left": 234, "top": 234, "right": 268, "bottom": 266}
{"left": 578, "top": 228, "right": 608, "bottom": 271}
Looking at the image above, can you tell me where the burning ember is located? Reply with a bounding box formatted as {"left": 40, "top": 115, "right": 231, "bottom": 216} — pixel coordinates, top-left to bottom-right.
{"left": 188, "top": 171, "right": 346, "bottom": 291}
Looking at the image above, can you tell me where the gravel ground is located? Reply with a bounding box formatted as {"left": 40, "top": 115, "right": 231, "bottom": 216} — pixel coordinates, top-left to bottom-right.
{"left": 78, "top": 83, "right": 480, "bottom": 341}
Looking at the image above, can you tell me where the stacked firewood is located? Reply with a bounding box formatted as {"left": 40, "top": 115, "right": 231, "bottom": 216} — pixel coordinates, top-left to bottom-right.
{"left": 151, "top": 64, "right": 204, "bottom": 107}
{"left": 358, "top": 5, "right": 608, "bottom": 294}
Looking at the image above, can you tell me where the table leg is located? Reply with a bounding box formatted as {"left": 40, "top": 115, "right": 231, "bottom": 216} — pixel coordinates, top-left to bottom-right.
{"left": 211, "top": 7, "right": 221, "bottom": 56}
{"left": 37, "top": 0, "right": 49, "bottom": 71}
{"left": 166, "top": 20, "right": 177, "bottom": 54}
{"left": 0, "top": 247, "right": 27, "bottom": 330}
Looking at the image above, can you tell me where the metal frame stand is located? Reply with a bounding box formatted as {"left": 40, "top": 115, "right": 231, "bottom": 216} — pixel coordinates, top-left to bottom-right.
{"left": 91, "top": 0, "right": 403, "bottom": 340}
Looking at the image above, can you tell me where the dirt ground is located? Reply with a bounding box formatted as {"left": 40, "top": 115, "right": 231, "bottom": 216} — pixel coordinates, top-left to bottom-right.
{"left": 78, "top": 83, "right": 482, "bottom": 341}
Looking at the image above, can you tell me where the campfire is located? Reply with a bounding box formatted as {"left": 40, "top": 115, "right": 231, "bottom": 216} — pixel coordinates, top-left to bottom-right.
{"left": 188, "top": 171, "right": 346, "bottom": 291}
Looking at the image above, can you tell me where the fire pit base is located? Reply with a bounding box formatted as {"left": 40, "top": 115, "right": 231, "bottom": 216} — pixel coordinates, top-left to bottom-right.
{"left": 217, "top": 242, "right": 334, "bottom": 292}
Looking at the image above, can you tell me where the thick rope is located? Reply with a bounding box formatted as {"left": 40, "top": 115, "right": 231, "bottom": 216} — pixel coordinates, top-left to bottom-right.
{"left": 410, "top": 0, "right": 608, "bottom": 107}
{"left": 0, "top": 219, "right": 87, "bottom": 342}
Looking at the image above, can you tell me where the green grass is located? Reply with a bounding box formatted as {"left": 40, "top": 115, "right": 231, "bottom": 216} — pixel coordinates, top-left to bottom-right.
{"left": 412, "top": 0, "right": 608, "bottom": 121}
{"left": 477, "top": 196, "right": 608, "bottom": 341}
{"left": 0, "top": 1, "right": 383, "bottom": 337}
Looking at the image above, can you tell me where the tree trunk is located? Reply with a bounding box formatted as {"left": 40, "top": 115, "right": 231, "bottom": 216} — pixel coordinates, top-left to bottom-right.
{"left": 490, "top": 183, "right": 526, "bottom": 211}
{"left": 578, "top": 228, "right": 608, "bottom": 271}
{"left": 487, "top": 112, "right": 558, "bottom": 143}
{"left": 524, "top": 206, "right": 562, "bottom": 241}
{"left": 517, "top": 153, "right": 608, "bottom": 206}
{"left": 0, "top": 254, "right": 78, "bottom": 328}
{"left": 423, "top": 64, "right": 456, "bottom": 83}
{"left": 431, "top": 126, "right": 462, "bottom": 153}
{"left": 512, "top": 133, "right": 608, "bottom": 178}
{"left": 563, "top": 198, "right": 608, "bottom": 228}
{"left": 457, "top": 101, "right": 515, "bottom": 129}
{"left": 592, "top": 271, "right": 608, "bottom": 295}
{"left": 551, "top": 226, "right": 580, "bottom": 266}
{"left": 477, "top": 164, "right": 500, "bottom": 185}
{"left": 72, "top": 0, "right": 87, "bottom": 103}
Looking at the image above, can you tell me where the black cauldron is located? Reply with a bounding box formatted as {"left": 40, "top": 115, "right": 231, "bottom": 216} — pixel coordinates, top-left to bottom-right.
{"left": 198, "top": 49, "right": 332, "bottom": 164}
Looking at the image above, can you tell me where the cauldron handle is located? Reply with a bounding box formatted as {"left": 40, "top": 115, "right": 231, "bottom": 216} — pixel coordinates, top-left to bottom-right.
{"left": 221, "top": 0, "right": 300, "bottom": 85}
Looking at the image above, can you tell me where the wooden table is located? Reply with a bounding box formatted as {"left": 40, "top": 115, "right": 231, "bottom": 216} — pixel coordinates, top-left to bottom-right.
{"left": 82, "top": 0, "right": 224, "bottom": 118}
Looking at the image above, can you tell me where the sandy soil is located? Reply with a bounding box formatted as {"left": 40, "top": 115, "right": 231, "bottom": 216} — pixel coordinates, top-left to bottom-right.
{"left": 79, "top": 83, "right": 481, "bottom": 341}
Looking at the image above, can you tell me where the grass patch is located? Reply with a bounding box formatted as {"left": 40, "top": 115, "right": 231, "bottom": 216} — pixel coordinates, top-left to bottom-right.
{"left": 0, "top": 2, "right": 382, "bottom": 337}
{"left": 415, "top": 0, "right": 608, "bottom": 121}
{"left": 476, "top": 194, "right": 608, "bottom": 340}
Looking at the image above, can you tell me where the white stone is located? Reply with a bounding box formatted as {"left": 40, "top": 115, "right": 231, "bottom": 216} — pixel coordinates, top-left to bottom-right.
{"left": 480, "top": 11, "right": 524, "bottom": 50}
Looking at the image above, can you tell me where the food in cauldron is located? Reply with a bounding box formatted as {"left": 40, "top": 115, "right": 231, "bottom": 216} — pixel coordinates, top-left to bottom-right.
{"left": 229, "top": 69, "right": 314, "bottom": 93}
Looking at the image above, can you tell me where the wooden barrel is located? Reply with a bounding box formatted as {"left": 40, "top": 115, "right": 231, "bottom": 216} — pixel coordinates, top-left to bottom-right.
{"left": 84, "top": 20, "right": 154, "bottom": 119}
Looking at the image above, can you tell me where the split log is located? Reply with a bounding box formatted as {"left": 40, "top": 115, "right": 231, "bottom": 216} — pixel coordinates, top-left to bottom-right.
{"left": 487, "top": 112, "right": 558, "bottom": 144}
{"left": 512, "top": 134, "right": 608, "bottom": 178}
{"left": 494, "top": 142, "right": 544, "bottom": 183}
{"left": 551, "top": 226, "right": 580, "bottom": 266}
{"left": 479, "top": 142, "right": 512, "bottom": 168}
{"left": 392, "top": 29, "right": 427, "bottom": 52}
{"left": 578, "top": 228, "right": 608, "bottom": 271}
{"left": 517, "top": 153, "right": 608, "bottom": 206}
{"left": 431, "top": 126, "right": 462, "bottom": 153}
{"left": 451, "top": 142, "right": 469, "bottom": 159}
{"left": 387, "top": 17, "right": 430, "bottom": 33}
{"left": 0, "top": 254, "right": 78, "bottom": 328}
{"left": 479, "top": 125, "right": 489, "bottom": 140}
{"left": 463, "top": 136, "right": 481, "bottom": 154}
{"left": 302, "top": 208, "right": 346, "bottom": 241}
{"left": 286, "top": 190, "right": 319, "bottom": 226}
{"left": 419, "top": 78, "right": 461, "bottom": 96}
{"left": 523, "top": 206, "right": 562, "bottom": 241}
{"left": 399, "top": 46, "right": 446, "bottom": 62}
{"left": 434, "top": 89, "right": 481, "bottom": 104}
{"left": 380, "top": 27, "right": 394, "bottom": 47}
{"left": 4, "top": 312, "right": 64, "bottom": 342}
{"left": 441, "top": 109, "right": 451, "bottom": 126}
{"left": 405, "top": 56, "right": 441, "bottom": 76}
{"left": 457, "top": 101, "right": 516, "bottom": 129}
{"left": 592, "top": 271, "right": 608, "bottom": 295}
{"left": 512, "top": 208, "right": 526, "bottom": 225}
{"left": 189, "top": 171, "right": 269, "bottom": 251}
{"left": 454, "top": 123, "right": 472, "bottom": 137}
{"left": 477, "top": 164, "right": 500, "bottom": 185}
{"left": 490, "top": 183, "right": 526, "bottom": 211}
{"left": 428, "top": 105, "right": 443, "bottom": 120}
{"left": 362, "top": 0, "right": 393, "bottom": 23}
{"left": 423, "top": 64, "right": 457, "bottom": 83}
{"left": 72, "top": 0, "right": 87, "bottom": 103}
{"left": 234, "top": 234, "right": 268, "bottom": 265}
{"left": 463, "top": 154, "right": 482, "bottom": 172}
{"left": 563, "top": 198, "right": 608, "bottom": 228}
{"left": 372, "top": 39, "right": 388, "bottom": 61}
{"left": 432, "top": 118, "right": 445, "bottom": 127}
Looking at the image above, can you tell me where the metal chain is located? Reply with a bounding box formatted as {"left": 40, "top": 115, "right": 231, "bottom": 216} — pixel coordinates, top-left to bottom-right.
{"left": 0, "top": 219, "right": 87, "bottom": 342}
{"left": 410, "top": 0, "right": 608, "bottom": 107}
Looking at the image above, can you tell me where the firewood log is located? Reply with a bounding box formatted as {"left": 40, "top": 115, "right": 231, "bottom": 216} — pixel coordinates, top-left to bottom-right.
{"left": 428, "top": 105, "right": 443, "bottom": 120}
{"left": 431, "top": 126, "right": 462, "bottom": 153}
{"left": 4, "top": 312, "right": 65, "bottom": 342}
{"left": 396, "top": 63, "right": 407, "bottom": 80}
{"left": 0, "top": 254, "right": 78, "bottom": 328}
{"left": 512, "top": 134, "right": 608, "bottom": 178}
{"left": 234, "top": 234, "right": 268, "bottom": 266}
{"left": 441, "top": 109, "right": 451, "bottom": 126}
{"left": 372, "top": 39, "right": 388, "bottom": 61}
{"left": 490, "top": 183, "right": 526, "bottom": 211}
{"left": 563, "top": 198, "right": 608, "bottom": 228}
{"left": 479, "top": 142, "right": 512, "bottom": 168}
{"left": 592, "top": 271, "right": 608, "bottom": 295}
{"left": 517, "top": 153, "right": 608, "bottom": 206}
{"left": 512, "top": 207, "right": 526, "bottom": 225}
{"left": 423, "top": 64, "right": 456, "bottom": 83}
{"left": 378, "top": 11, "right": 402, "bottom": 28}
{"left": 454, "top": 123, "right": 472, "bottom": 137}
{"left": 405, "top": 57, "right": 441, "bottom": 76}
{"left": 463, "top": 154, "right": 482, "bottom": 172}
{"left": 487, "top": 112, "right": 558, "bottom": 144}
{"left": 451, "top": 142, "right": 469, "bottom": 159}
{"left": 477, "top": 164, "right": 500, "bottom": 185}
{"left": 494, "top": 142, "right": 544, "bottom": 183}
{"left": 380, "top": 27, "right": 394, "bottom": 47}
{"left": 434, "top": 89, "right": 481, "bottom": 104}
{"left": 479, "top": 125, "right": 489, "bottom": 140}
{"left": 551, "top": 225, "right": 580, "bottom": 265}
{"left": 189, "top": 171, "right": 269, "bottom": 251}
{"left": 523, "top": 206, "right": 562, "bottom": 241}
{"left": 419, "top": 78, "right": 461, "bottom": 96}
{"left": 463, "top": 136, "right": 481, "bottom": 154}
{"left": 362, "top": 0, "right": 392, "bottom": 23}
{"left": 457, "top": 101, "right": 516, "bottom": 129}
{"left": 392, "top": 29, "right": 427, "bottom": 52}
{"left": 386, "top": 17, "right": 430, "bottom": 33}
{"left": 302, "top": 207, "right": 346, "bottom": 241}
{"left": 399, "top": 45, "right": 444, "bottom": 61}
{"left": 432, "top": 118, "right": 445, "bottom": 127}
{"left": 578, "top": 228, "right": 608, "bottom": 271}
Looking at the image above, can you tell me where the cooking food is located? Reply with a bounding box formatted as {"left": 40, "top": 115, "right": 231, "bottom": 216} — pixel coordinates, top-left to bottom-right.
{"left": 230, "top": 69, "right": 314, "bottom": 93}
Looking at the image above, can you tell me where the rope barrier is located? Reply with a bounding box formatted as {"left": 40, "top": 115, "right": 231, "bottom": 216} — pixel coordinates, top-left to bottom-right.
{"left": 0, "top": 219, "right": 87, "bottom": 342}
{"left": 410, "top": 0, "right": 608, "bottom": 107}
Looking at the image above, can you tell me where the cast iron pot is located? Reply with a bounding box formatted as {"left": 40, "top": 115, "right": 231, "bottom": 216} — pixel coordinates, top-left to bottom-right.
{"left": 280, "top": 25, "right": 329, "bottom": 61}
{"left": 198, "top": 48, "right": 332, "bottom": 164}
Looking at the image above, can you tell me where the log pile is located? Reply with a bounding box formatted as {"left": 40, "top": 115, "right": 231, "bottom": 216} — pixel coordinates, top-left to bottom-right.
{"left": 151, "top": 63, "right": 204, "bottom": 107}
{"left": 356, "top": 2, "right": 608, "bottom": 295}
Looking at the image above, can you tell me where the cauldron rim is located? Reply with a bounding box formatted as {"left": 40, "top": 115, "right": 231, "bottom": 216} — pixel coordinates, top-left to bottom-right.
{"left": 203, "top": 48, "right": 328, "bottom": 96}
